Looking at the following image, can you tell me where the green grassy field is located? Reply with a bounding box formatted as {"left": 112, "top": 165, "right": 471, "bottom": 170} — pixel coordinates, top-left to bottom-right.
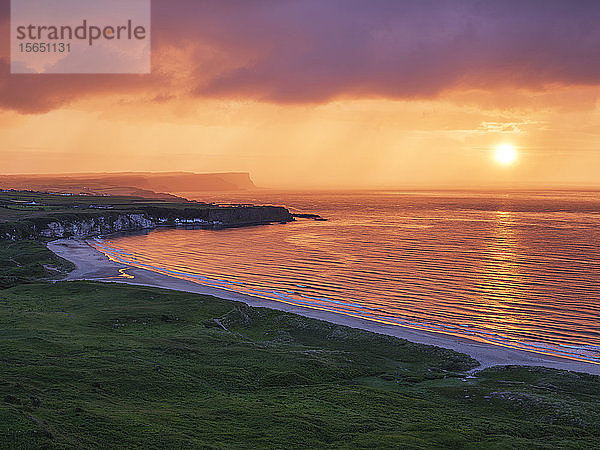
{"left": 1, "top": 277, "right": 600, "bottom": 448}
{"left": 0, "top": 240, "right": 74, "bottom": 289}
{"left": 0, "top": 190, "right": 210, "bottom": 220}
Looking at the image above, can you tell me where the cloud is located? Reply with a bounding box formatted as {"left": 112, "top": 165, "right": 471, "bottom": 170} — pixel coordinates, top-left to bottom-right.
{"left": 183, "top": 0, "right": 600, "bottom": 101}
{"left": 2, "top": 0, "right": 600, "bottom": 113}
{"left": 0, "top": 59, "right": 167, "bottom": 113}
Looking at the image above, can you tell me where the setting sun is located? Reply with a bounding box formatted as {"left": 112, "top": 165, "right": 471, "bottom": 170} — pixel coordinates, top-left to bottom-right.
{"left": 494, "top": 144, "right": 518, "bottom": 166}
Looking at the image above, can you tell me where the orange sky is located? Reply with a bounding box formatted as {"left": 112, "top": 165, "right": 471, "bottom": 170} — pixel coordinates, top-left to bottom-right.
{"left": 2, "top": 1, "right": 600, "bottom": 189}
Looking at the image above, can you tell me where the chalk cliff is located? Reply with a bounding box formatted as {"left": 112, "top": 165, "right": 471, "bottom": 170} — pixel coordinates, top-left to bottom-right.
{"left": 2, "top": 206, "right": 293, "bottom": 240}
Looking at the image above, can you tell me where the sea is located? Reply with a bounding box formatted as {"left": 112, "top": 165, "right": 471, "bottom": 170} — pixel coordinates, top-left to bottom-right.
{"left": 91, "top": 190, "right": 600, "bottom": 364}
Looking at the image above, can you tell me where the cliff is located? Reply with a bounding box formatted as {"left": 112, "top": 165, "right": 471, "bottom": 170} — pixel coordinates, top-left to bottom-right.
{"left": 0, "top": 190, "right": 294, "bottom": 240}
{"left": 1, "top": 206, "right": 293, "bottom": 240}
{"left": 38, "top": 214, "right": 156, "bottom": 238}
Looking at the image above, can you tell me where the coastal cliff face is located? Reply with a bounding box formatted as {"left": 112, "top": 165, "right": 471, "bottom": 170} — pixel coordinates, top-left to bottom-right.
{"left": 39, "top": 214, "right": 156, "bottom": 238}
{"left": 202, "top": 206, "right": 293, "bottom": 227}
{"left": 22, "top": 206, "right": 293, "bottom": 239}
{"left": 0, "top": 190, "right": 295, "bottom": 241}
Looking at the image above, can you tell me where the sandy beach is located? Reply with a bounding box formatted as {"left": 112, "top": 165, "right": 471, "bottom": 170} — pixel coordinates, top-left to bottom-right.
{"left": 48, "top": 238, "right": 600, "bottom": 376}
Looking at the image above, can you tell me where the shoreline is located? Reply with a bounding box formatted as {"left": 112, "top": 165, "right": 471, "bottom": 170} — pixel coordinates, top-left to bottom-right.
{"left": 48, "top": 238, "right": 600, "bottom": 376}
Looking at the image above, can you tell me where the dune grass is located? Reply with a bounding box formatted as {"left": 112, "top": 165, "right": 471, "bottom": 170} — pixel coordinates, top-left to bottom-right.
{"left": 1, "top": 280, "right": 599, "bottom": 448}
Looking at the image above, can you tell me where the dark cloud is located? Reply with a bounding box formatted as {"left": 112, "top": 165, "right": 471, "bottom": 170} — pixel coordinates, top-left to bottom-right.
{"left": 180, "top": 0, "right": 600, "bottom": 101}
{"left": 1, "top": 0, "right": 600, "bottom": 112}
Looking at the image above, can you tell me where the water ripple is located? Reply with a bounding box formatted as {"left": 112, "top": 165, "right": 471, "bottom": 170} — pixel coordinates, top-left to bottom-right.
{"left": 92, "top": 191, "right": 600, "bottom": 365}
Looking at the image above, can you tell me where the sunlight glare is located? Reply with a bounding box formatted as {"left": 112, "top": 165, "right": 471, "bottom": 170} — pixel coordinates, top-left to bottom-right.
{"left": 494, "top": 144, "right": 518, "bottom": 165}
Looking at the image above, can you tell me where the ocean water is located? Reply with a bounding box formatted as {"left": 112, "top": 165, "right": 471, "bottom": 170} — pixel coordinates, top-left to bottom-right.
{"left": 92, "top": 190, "right": 600, "bottom": 364}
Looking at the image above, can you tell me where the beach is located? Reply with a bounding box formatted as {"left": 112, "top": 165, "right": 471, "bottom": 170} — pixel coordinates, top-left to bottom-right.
{"left": 48, "top": 238, "right": 600, "bottom": 376}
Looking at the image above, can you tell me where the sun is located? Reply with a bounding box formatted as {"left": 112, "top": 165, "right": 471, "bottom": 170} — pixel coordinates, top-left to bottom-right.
{"left": 494, "top": 143, "right": 518, "bottom": 165}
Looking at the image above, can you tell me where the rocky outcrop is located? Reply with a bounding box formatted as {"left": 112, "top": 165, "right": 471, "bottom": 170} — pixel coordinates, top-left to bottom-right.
{"left": 292, "top": 213, "right": 327, "bottom": 221}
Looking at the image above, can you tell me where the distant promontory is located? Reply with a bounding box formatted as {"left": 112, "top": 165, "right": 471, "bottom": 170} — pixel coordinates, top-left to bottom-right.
{"left": 0, "top": 172, "right": 256, "bottom": 199}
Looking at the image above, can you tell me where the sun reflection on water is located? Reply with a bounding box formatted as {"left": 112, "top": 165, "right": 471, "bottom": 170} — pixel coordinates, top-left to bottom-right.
{"left": 89, "top": 191, "right": 600, "bottom": 364}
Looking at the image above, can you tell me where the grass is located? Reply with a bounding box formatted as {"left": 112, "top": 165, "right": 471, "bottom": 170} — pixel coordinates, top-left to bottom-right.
{"left": 1, "top": 281, "right": 599, "bottom": 448}
{"left": 0, "top": 240, "right": 74, "bottom": 289}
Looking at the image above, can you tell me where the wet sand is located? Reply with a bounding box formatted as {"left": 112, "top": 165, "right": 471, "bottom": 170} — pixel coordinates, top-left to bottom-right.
{"left": 48, "top": 238, "right": 600, "bottom": 375}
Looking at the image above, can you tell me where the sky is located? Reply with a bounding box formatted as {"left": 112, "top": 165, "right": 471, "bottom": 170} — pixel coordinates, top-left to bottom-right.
{"left": 1, "top": 0, "right": 600, "bottom": 189}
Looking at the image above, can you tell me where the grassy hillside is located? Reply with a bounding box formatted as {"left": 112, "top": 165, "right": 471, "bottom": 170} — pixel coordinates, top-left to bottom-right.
{"left": 0, "top": 240, "right": 74, "bottom": 289}
{"left": 0, "top": 190, "right": 210, "bottom": 223}
{"left": 1, "top": 281, "right": 599, "bottom": 448}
